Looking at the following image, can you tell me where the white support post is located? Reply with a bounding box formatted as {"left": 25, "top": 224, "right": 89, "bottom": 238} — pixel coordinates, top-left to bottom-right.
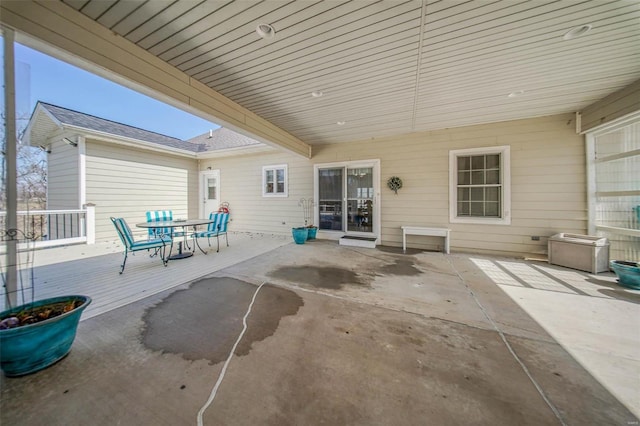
{"left": 585, "top": 134, "right": 596, "bottom": 235}
{"left": 3, "top": 27, "right": 18, "bottom": 307}
{"left": 84, "top": 203, "right": 96, "bottom": 245}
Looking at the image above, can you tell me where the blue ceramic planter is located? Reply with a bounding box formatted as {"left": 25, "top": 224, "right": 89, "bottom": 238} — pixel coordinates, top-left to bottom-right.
{"left": 0, "top": 295, "right": 91, "bottom": 377}
{"left": 306, "top": 226, "right": 318, "bottom": 240}
{"left": 292, "top": 227, "right": 308, "bottom": 244}
{"left": 610, "top": 261, "right": 640, "bottom": 290}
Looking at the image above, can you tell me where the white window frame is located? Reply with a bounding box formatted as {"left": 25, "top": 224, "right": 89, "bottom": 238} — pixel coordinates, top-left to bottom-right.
{"left": 585, "top": 110, "right": 640, "bottom": 238}
{"left": 449, "top": 145, "right": 511, "bottom": 225}
{"left": 262, "top": 164, "right": 288, "bottom": 197}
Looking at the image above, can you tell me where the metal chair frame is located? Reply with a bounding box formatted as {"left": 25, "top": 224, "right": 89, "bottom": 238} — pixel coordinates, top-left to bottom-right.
{"left": 111, "top": 217, "right": 173, "bottom": 274}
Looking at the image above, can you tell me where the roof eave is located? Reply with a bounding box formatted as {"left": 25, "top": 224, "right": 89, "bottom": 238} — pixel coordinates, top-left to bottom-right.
{"left": 61, "top": 124, "right": 198, "bottom": 158}
{"left": 24, "top": 102, "right": 64, "bottom": 147}
{"left": 195, "top": 144, "right": 275, "bottom": 159}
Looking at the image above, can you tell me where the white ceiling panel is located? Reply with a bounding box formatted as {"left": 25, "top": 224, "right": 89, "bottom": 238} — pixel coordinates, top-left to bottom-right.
{"left": 62, "top": 0, "right": 640, "bottom": 145}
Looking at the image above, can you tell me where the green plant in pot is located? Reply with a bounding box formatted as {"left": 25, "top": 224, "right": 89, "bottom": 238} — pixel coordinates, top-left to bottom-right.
{"left": 1, "top": 229, "right": 91, "bottom": 376}
{"left": 299, "top": 197, "right": 317, "bottom": 240}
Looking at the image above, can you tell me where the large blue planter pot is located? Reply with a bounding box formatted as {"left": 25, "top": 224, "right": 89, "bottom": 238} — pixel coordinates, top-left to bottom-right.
{"left": 292, "top": 227, "right": 308, "bottom": 244}
{"left": 306, "top": 226, "right": 318, "bottom": 240}
{"left": 610, "top": 261, "right": 640, "bottom": 290}
{"left": 0, "top": 295, "right": 91, "bottom": 377}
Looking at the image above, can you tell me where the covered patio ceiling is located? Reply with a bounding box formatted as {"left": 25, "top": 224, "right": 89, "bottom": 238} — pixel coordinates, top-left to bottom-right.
{"left": 2, "top": 0, "right": 640, "bottom": 153}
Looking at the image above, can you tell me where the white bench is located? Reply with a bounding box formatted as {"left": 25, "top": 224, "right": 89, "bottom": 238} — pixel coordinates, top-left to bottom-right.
{"left": 401, "top": 226, "right": 451, "bottom": 254}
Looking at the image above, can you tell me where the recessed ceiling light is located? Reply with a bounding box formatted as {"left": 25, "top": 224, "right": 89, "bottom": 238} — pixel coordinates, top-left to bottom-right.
{"left": 563, "top": 24, "right": 592, "bottom": 40}
{"left": 256, "top": 23, "right": 275, "bottom": 39}
{"left": 508, "top": 90, "right": 525, "bottom": 98}
{"left": 311, "top": 91, "right": 323, "bottom": 98}
{"left": 337, "top": 121, "right": 346, "bottom": 126}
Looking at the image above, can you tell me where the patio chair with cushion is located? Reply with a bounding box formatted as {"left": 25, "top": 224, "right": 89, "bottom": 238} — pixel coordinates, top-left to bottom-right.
{"left": 111, "top": 217, "right": 173, "bottom": 274}
{"left": 146, "top": 209, "right": 187, "bottom": 248}
{"left": 192, "top": 212, "right": 230, "bottom": 252}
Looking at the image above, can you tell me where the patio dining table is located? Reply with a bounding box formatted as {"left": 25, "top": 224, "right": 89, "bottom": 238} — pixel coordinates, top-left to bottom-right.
{"left": 135, "top": 218, "right": 216, "bottom": 260}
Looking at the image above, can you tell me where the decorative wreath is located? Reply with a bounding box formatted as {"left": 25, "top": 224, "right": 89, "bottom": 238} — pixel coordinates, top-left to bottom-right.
{"left": 387, "top": 176, "right": 403, "bottom": 194}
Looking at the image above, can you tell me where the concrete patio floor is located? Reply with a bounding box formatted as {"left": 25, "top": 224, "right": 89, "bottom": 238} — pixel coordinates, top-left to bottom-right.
{"left": 1, "top": 239, "right": 638, "bottom": 425}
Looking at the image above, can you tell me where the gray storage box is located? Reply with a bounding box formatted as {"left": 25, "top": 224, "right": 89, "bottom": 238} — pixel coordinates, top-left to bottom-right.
{"left": 548, "top": 233, "right": 609, "bottom": 274}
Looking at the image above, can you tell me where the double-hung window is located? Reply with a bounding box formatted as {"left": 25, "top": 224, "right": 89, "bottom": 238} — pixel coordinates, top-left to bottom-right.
{"left": 262, "top": 164, "right": 288, "bottom": 197}
{"left": 449, "top": 146, "right": 510, "bottom": 225}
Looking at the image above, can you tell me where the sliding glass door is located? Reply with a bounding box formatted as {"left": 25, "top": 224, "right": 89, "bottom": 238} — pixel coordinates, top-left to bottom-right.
{"left": 316, "top": 161, "right": 379, "bottom": 236}
{"left": 318, "top": 168, "right": 343, "bottom": 231}
{"left": 346, "top": 167, "right": 374, "bottom": 232}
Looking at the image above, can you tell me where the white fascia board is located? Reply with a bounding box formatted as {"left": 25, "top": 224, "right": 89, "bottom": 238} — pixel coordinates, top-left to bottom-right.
{"left": 24, "top": 103, "right": 63, "bottom": 147}
{"left": 195, "top": 145, "right": 275, "bottom": 159}
{"left": 61, "top": 124, "right": 197, "bottom": 158}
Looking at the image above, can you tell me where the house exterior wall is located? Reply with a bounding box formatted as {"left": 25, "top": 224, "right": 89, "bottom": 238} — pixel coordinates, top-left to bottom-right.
{"left": 47, "top": 140, "right": 80, "bottom": 209}
{"left": 84, "top": 140, "right": 199, "bottom": 241}
{"left": 201, "top": 113, "right": 586, "bottom": 257}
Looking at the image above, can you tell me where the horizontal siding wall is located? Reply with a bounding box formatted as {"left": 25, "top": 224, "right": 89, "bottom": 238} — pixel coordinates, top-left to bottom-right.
{"left": 203, "top": 113, "right": 586, "bottom": 257}
{"left": 47, "top": 140, "right": 79, "bottom": 209}
{"left": 206, "top": 152, "right": 313, "bottom": 235}
{"left": 85, "top": 140, "right": 198, "bottom": 241}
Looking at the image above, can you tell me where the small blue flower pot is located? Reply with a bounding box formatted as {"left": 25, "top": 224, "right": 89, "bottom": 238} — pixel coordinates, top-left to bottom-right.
{"left": 0, "top": 295, "right": 91, "bottom": 376}
{"left": 610, "top": 261, "right": 640, "bottom": 290}
{"left": 292, "top": 227, "right": 308, "bottom": 244}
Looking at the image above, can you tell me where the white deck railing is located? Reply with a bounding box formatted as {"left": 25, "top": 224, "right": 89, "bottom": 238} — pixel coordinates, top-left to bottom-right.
{"left": 0, "top": 205, "right": 95, "bottom": 250}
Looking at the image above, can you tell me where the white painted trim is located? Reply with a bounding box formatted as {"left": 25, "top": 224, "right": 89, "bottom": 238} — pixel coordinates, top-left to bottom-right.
{"left": 595, "top": 225, "right": 640, "bottom": 238}
{"left": 582, "top": 110, "right": 640, "bottom": 136}
{"left": 84, "top": 204, "right": 95, "bottom": 245}
{"left": 595, "top": 149, "right": 640, "bottom": 164}
{"left": 63, "top": 125, "right": 197, "bottom": 158}
{"left": 78, "top": 135, "right": 86, "bottom": 208}
{"left": 196, "top": 145, "right": 275, "bottom": 159}
{"left": 586, "top": 133, "right": 597, "bottom": 235}
{"left": 313, "top": 159, "right": 381, "bottom": 243}
{"left": 449, "top": 145, "right": 511, "bottom": 225}
{"left": 23, "top": 103, "right": 63, "bottom": 146}
{"left": 262, "top": 164, "right": 288, "bottom": 197}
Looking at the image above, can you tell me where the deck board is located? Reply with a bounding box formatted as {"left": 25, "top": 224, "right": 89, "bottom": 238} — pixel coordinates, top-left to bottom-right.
{"left": 1, "top": 232, "right": 291, "bottom": 319}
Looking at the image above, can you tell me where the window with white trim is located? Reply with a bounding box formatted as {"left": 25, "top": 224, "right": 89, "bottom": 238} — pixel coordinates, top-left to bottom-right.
{"left": 262, "top": 164, "right": 288, "bottom": 197}
{"left": 449, "top": 146, "right": 510, "bottom": 225}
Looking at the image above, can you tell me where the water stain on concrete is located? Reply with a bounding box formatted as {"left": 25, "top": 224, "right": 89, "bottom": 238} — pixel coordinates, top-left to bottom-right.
{"left": 141, "top": 277, "right": 303, "bottom": 364}
{"left": 380, "top": 259, "right": 421, "bottom": 276}
{"left": 268, "top": 265, "right": 366, "bottom": 289}
{"left": 376, "top": 245, "right": 424, "bottom": 255}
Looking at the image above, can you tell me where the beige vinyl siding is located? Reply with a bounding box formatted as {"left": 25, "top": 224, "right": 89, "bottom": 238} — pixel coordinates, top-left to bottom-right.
{"left": 47, "top": 140, "right": 79, "bottom": 209}
{"left": 206, "top": 152, "right": 313, "bottom": 234}
{"left": 85, "top": 140, "right": 198, "bottom": 241}
{"left": 202, "top": 113, "right": 585, "bottom": 257}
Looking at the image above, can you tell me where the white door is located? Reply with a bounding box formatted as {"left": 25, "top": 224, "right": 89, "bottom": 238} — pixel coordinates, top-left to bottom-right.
{"left": 200, "top": 170, "right": 220, "bottom": 217}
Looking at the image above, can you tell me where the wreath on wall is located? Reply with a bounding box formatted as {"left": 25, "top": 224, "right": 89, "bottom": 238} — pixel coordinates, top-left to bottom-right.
{"left": 387, "top": 176, "right": 403, "bottom": 194}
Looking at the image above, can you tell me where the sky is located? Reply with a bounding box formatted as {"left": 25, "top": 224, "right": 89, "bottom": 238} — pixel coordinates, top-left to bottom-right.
{"left": 9, "top": 42, "right": 220, "bottom": 141}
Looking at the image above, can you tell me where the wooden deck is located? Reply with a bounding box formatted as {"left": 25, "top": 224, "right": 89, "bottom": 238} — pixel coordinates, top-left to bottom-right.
{"left": 1, "top": 232, "right": 291, "bottom": 319}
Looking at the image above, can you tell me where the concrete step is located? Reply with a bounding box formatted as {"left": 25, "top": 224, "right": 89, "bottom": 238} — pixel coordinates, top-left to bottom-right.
{"left": 339, "top": 235, "right": 376, "bottom": 249}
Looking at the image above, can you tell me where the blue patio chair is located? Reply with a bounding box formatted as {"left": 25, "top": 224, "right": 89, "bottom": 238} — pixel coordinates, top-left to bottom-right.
{"left": 111, "top": 217, "right": 172, "bottom": 274}
{"left": 192, "top": 212, "right": 230, "bottom": 252}
{"left": 146, "top": 209, "right": 187, "bottom": 244}
{"left": 145, "top": 210, "right": 173, "bottom": 238}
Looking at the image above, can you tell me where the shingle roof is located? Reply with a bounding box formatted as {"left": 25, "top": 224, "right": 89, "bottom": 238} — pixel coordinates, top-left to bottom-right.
{"left": 186, "top": 127, "right": 264, "bottom": 151}
{"left": 39, "top": 102, "right": 206, "bottom": 152}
